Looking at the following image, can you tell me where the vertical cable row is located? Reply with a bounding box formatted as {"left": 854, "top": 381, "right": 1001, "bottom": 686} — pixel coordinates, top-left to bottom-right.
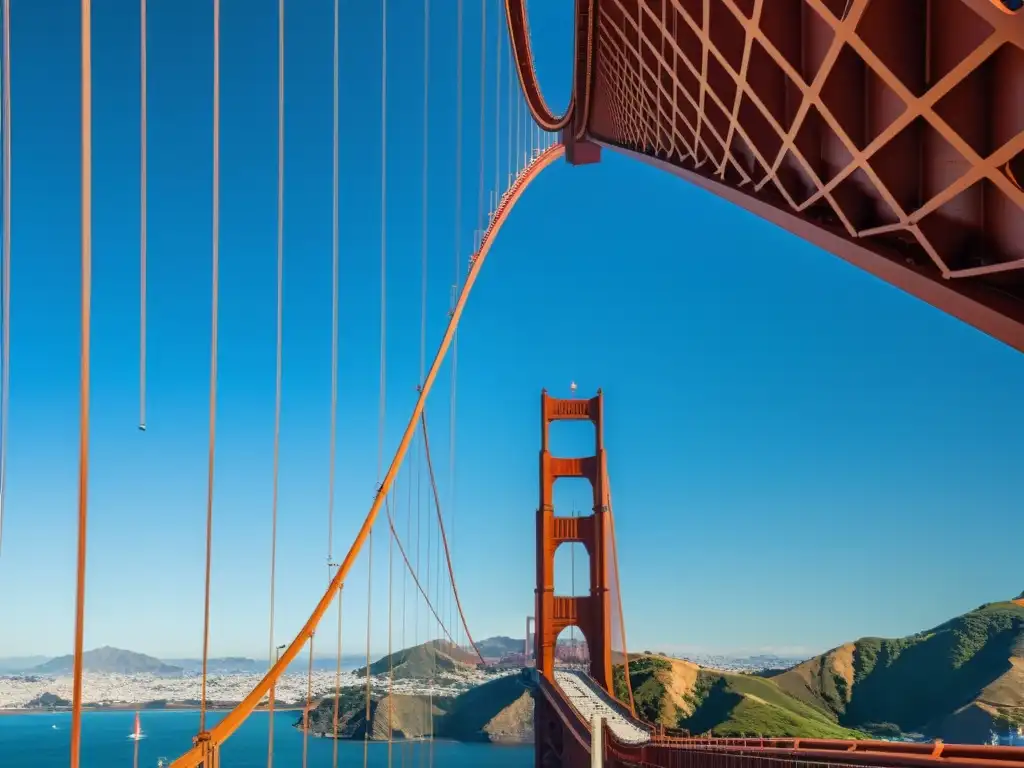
{"left": 69, "top": 1, "right": 93, "bottom": 765}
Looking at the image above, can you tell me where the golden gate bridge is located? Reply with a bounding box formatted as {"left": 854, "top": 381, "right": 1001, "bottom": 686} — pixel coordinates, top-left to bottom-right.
{"left": 0, "top": 1, "right": 1022, "bottom": 767}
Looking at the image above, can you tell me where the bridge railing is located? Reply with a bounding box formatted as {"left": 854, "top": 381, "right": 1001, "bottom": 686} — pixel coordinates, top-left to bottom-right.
{"left": 605, "top": 736, "right": 1024, "bottom": 768}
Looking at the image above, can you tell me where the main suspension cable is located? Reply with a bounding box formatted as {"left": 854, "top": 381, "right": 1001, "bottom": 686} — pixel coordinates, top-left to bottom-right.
{"left": 266, "top": 1, "right": 285, "bottom": 763}
{"left": 139, "top": 0, "right": 147, "bottom": 432}
{"left": 419, "top": 412, "right": 483, "bottom": 664}
{"left": 69, "top": 1, "right": 93, "bottom": 765}
{"left": 0, "top": 0, "right": 11, "bottom": 561}
{"left": 198, "top": 0, "right": 221, "bottom": 737}
{"left": 384, "top": 498, "right": 456, "bottom": 647}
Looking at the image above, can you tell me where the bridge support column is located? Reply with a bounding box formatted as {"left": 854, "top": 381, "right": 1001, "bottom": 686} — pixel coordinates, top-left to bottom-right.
{"left": 535, "top": 388, "right": 614, "bottom": 691}
{"left": 562, "top": 130, "right": 602, "bottom": 166}
{"left": 591, "top": 714, "right": 604, "bottom": 768}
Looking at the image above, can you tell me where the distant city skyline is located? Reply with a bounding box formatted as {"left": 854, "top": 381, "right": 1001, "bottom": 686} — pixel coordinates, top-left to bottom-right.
{"left": 0, "top": 3, "right": 1022, "bottom": 663}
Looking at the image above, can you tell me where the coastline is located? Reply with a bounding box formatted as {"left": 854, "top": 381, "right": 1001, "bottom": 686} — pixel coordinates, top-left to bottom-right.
{"left": 0, "top": 703, "right": 304, "bottom": 715}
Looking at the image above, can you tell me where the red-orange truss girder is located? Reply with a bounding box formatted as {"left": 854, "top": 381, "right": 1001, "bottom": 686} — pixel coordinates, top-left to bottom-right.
{"left": 555, "top": 0, "right": 1024, "bottom": 353}
{"left": 535, "top": 389, "right": 614, "bottom": 694}
{"left": 505, "top": 0, "right": 596, "bottom": 138}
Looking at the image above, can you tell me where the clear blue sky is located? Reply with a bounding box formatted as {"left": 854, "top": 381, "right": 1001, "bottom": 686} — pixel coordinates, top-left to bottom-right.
{"left": 0, "top": 1, "right": 1021, "bottom": 663}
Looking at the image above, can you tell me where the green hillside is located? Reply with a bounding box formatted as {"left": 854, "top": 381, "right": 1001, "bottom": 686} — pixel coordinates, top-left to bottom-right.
{"left": 613, "top": 655, "right": 861, "bottom": 738}
{"left": 301, "top": 674, "right": 534, "bottom": 742}
{"left": 770, "top": 600, "right": 1024, "bottom": 741}
{"left": 354, "top": 640, "right": 477, "bottom": 680}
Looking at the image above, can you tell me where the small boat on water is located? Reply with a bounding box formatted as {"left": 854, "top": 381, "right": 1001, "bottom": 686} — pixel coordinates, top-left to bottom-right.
{"left": 128, "top": 711, "right": 145, "bottom": 741}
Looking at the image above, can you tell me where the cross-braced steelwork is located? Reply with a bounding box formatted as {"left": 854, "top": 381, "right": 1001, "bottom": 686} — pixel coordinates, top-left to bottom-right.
{"left": 508, "top": 0, "right": 1024, "bottom": 353}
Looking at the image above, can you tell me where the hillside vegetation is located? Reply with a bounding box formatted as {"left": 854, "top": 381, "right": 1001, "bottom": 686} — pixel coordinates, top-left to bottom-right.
{"left": 301, "top": 674, "right": 534, "bottom": 742}
{"left": 353, "top": 640, "right": 477, "bottom": 680}
{"left": 768, "top": 600, "right": 1024, "bottom": 742}
{"left": 613, "top": 655, "right": 862, "bottom": 738}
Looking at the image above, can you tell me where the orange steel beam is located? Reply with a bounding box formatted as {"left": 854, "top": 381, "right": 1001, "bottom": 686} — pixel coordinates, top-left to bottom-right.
{"left": 581, "top": 0, "right": 1024, "bottom": 354}
{"left": 513, "top": 0, "right": 1024, "bottom": 352}
{"left": 168, "top": 144, "right": 565, "bottom": 768}
{"left": 604, "top": 140, "right": 1024, "bottom": 354}
{"left": 69, "top": 1, "right": 93, "bottom": 766}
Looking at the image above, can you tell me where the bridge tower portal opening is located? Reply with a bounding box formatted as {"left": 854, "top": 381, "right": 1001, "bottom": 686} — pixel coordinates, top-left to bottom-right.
{"left": 536, "top": 388, "right": 614, "bottom": 693}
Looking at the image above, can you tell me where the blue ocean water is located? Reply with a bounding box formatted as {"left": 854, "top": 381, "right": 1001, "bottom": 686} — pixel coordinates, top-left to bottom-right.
{"left": 0, "top": 710, "right": 532, "bottom": 767}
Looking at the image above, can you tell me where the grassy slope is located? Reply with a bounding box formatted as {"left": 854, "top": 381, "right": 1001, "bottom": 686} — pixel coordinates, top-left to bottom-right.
{"left": 441, "top": 674, "right": 535, "bottom": 741}
{"left": 614, "top": 655, "right": 861, "bottom": 738}
{"left": 355, "top": 640, "right": 474, "bottom": 680}
{"left": 770, "top": 601, "right": 1024, "bottom": 736}
{"left": 302, "top": 675, "right": 533, "bottom": 742}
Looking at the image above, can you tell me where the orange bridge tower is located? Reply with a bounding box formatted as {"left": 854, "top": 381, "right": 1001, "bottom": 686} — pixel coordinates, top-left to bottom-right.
{"left": 535, "top": 388, "right": 613, "bottom": 692}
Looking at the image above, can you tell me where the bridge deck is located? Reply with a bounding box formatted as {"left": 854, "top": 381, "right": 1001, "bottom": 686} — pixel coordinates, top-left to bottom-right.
{"left": 554, "top": 668, "right": 652, "bottom": 745}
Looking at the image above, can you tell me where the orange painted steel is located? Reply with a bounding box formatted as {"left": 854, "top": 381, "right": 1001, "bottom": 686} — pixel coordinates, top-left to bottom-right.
{"left": 504, "top": 0, "right": 597, "bottom": 139}
{"left": 167, "top": 143, "right": 565, "bottom": 768}
{"left": 382, "top": 495, "right": 460, "bottom": 649}
{"left": 536, "top": 389, "right": 614, "bottom": 694}
{"left": 551, "top": 0, "right": 1024, "bottom": 353}
{"left": 69, "top": 2, "right": 93, "bottom": 766}
{"left": 419, "top": 410, "right": 486, "bottom": 665}
{"left": 605, "top": 738, "right": 1024, "bottom": 768}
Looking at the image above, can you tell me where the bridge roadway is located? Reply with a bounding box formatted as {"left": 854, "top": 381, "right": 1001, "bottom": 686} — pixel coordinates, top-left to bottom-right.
{"left": 554, "top": 668, "right": 651, "bottom": 746}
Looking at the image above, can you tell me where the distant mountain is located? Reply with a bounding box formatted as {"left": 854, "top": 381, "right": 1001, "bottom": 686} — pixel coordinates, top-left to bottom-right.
{"left": 354, "top": 640, "right": 478, "bottom": 680}
{"left": 768, "top": 598, "right": 1024, "bottom": 742}
{"left": 0, "top": 656, "right": 51, "bottom": 674}
{"left": 31, "top": 647, "right": 183, "bottom": 677}
{"left": 476, "top": 637, "right": 525, "bottom": 658}
{"left": 162, "top": 654, "right": 368, "bottom": 675}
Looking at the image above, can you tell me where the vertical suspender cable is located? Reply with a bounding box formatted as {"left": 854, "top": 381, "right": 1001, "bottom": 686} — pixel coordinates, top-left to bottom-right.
{"left": 329, "top": 1, "right": 343, "bottom": 766}
{"left": 506, "top": 10, "right": 512, "bottom": 190}
{"left": 448, "top": 0, "right": 463, "bottom": 657}
{"left": 331, "top": 587, "right": 343, "bottom": 767}
{"left": 139, "top": 0, "right": 147, "bottom": 432}
{"left": 477, "top": 0, "right": 486, "bottom": 244}
{"left": 0, "top": 0, "right": 11, "bottom": 561}
{"left": 493, "top": 0, "right": 501, "bottom": 201}
{"left": 387, "top": 501, "right": 394, "bottom": 766}
{"left": 69, "top": 2, "right": 92, "bottom": 766}
{"left": 418, "top": 1, "right": 429, "bottom": 764}
{"left": 199, "top": 0, "right": 221, "bottom": 738}
{"left": 266, "top": 1, "right": 285, "bottom": 763}
{"left": 366, "top": 0, "right": 387, "bottom": 764}
{"left": 302, "top": 634, "right": 314, "bottom": 768}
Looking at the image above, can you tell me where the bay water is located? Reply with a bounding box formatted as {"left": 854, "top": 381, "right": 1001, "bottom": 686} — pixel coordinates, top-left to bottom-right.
{"left": 0, "top": 710, "right": 532, "bottom": 767}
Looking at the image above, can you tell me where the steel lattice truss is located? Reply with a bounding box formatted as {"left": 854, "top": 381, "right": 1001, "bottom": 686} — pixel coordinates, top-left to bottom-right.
{"left": 586, "top": 0, "right": 1024, "bottom": 350}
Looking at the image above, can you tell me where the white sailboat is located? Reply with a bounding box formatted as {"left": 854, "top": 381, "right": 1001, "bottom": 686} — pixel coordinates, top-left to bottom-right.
{"left": 128, "top": 711, "right": 145, "bottom": 740}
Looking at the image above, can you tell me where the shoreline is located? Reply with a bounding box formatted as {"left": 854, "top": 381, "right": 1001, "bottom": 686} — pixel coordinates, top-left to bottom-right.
{"left": 0, "top": 703, "right": 304, "bottom": 716}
